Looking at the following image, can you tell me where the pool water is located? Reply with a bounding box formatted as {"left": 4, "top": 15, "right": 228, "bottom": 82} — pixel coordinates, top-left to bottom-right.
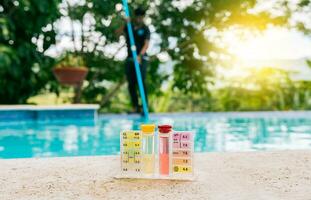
{"left": 1, "top": 112, "right": 311, "bottom": 159}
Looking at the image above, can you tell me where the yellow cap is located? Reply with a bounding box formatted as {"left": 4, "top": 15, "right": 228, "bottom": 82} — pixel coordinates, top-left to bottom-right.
{"left": 141, "top": 124, "right": 156, "bottom": 133}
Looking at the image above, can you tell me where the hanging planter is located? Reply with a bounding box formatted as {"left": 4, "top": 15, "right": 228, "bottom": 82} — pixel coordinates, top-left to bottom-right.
{"left": 53, "top": 66, "right": 88, "bottom": 86}
{"left": 52, "top": 53, "right": 88, "bottom": 103}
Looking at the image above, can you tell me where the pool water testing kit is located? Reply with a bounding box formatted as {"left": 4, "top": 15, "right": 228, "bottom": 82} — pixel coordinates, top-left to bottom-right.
{"left": 119, "top": 124, "right": 194, "bottom": 180}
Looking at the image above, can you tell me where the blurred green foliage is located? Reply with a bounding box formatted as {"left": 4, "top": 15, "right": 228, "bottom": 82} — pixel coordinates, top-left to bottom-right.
{"left": 151, "top": 67, "right": 311, "bottom": 112}
{"left": 61, "top": 0, "right": 289, "bottom": 110}
{"left": 55, "top": 52, "right": 86, "bottom": 68}
{"left": 0, "top": 0, "right": 61, "bottom": 104}
{"left": 1, "top": 0, "right": 311, "bottom": 112}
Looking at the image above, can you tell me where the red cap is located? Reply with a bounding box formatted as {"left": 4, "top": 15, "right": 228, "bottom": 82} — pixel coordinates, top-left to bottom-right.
{"left": 158, "top": 125, "right": 172, "bottom": 133}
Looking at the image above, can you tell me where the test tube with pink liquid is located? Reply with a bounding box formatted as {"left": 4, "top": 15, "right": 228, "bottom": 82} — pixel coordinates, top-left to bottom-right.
{"left": 158, "top": 125, "right": 172, "bottom": 176}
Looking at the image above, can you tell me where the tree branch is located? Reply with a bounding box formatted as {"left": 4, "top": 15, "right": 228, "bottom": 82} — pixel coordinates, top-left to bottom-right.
{"left": 100, "top": 78, "right": 126, "bottom": 106}
{"left": 65, "top": 0, "right": 77, "bottom": 52}
{"left": 80, "top": 18, "right": 85, "bottom": 53}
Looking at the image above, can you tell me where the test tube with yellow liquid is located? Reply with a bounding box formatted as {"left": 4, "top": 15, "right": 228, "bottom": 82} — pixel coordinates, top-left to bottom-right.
{"left": 141, "top": 124, "right": 155, "bottom": 175}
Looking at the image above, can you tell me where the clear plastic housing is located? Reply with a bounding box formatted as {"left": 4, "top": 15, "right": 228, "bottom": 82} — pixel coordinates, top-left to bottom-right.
{"left": 142, "top": 133, "right": 155, "bottom": 174}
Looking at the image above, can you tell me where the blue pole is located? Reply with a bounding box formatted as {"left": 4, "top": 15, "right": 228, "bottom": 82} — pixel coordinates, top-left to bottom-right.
{"left": 121, "top": 0, "right": 149, "bottom": 121}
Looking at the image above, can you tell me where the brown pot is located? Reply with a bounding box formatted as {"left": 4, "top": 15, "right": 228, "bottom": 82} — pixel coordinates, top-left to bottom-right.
{"left": 53, "top": 67, "right": 88, "bottom": 86}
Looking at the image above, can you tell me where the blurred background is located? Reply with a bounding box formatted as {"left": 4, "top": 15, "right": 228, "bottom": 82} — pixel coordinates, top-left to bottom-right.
{"left": 1, "top": 0, "right": 311, "bottom": 113}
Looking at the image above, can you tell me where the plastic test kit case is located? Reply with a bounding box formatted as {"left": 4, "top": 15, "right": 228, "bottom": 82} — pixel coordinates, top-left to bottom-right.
{"left": 118, "top": 124, "right": 194, "bottom": 180}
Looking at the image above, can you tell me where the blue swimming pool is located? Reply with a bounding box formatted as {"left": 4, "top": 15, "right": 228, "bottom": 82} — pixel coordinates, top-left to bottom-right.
{"left": 1, "top": 112, "right": 311, "bottom": 159}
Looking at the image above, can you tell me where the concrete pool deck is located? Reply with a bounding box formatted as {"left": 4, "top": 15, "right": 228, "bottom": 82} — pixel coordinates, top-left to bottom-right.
{"left": 0, "top": 151, "right": 311, "bottom": 200}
